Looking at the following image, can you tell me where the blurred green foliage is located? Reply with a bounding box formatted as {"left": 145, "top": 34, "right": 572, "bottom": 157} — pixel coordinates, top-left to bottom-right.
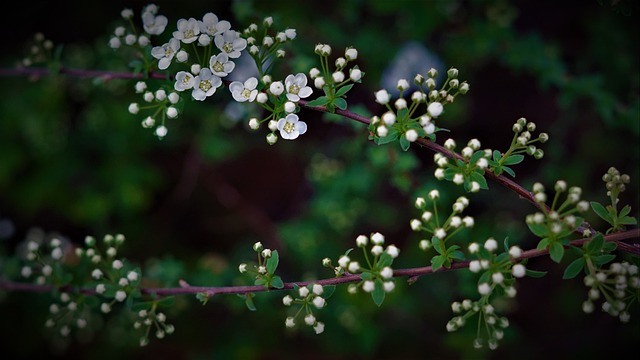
{"left": 0, "top": 0, "right": 638, "bottom": 359}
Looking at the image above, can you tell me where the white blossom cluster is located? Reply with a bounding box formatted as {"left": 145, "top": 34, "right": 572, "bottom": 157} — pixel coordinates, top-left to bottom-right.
{"left": 447, "top": 298, "right": 510, "bottom": 350}
{"left": 18, "top": 32, "right": 54, "bottom": 68}
{"left": 134, "top": 308, "right": 175, "bottom": 346}
{"left": 582, "top": 261, "right": 639, "bottom": 323}
{"left": 282, "top": 283, "right": 327, "bottom": 334}
{"left": 371, "top": 67, "right": 469, "bottom": 146}
{"left": 412, "top": 191, "right": 475, "bottom": 251}
{"left": 525, "top": 181, "right": 590, "bottom": 236}
{"left": 433, "top": 138, "right": 491, "bottom": 192}
{"left": 510, "top": 117, "right": 548, "bottom": 160}
{"left": 128, "top": 81, "right": 181, "bottom": 138}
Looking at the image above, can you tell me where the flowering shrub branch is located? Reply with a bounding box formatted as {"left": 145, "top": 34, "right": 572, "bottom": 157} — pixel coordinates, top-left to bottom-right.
{"left": 0, "top": 3, "right": 638, "bottom": 355}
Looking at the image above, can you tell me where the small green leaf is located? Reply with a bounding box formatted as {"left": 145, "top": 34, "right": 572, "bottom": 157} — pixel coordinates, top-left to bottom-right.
{"left": 377, "top": 252, "right": 394, "bottom": 268}
{"left": 449, "top": 250, "right": 465, "bottom": 261}
{"left": 323, "top": 285, "right": 336, "bottom": 298}
{"left": 525, "top": 269, "right": 547, "bottom": 278}
{"left": 156, "top": 296, "right": 176, "bottom": 308}
{"left": 591, "top": 201, "right": 613, "bottom": 223}
{"left": 196, "top": 292, "right": 210, "bottom": 305}
{"left": 254, "top": 278, "right": 266, "bottom": 286}
{"left": 376, "top": 129, "right": 399, "bottom": 145}
{"left": 619, "top": 205, "right": 632, "bottom": 218}
{"left": 266, "top": 250, "right": 279, "bottom": 274}
{"left": 245, "top": 293, "right": 257, "bottom": 311}
{"left": 528, "top": 223, "right": 549, "bottom": 238}
{"left": 270, "top": 275, "right": 284, "bottom": 289}
{"left": 493, "top": 150, "right": 502, "bottom": 162}
{"left": 585, "top": 233, "right": 605, "bottom": 253}
{"left": 563, "top": 258, "right": 585, "bottom": 279}
{"left": 306, "top": 96, "right": 331, "bottom": 107}
{"left": 334, "top": 97, "right": 348, "bottom": 110}
{"left": 502, "top": 166, "right": 516, "bottom": 177}
{"left": 469, "top": 170, "right": 488, "bottom": 189}
{"left": 503, "top": 154, "right": 524, "bottom": 165}
{"left": 399, "top": 135, "right": 410, "bottom": 151}
{"left": 593, "top": 254, "right": 616, "bottom": 266}
{"left": 371, "top": 279, "right": 386, "bottom": 307}
{"left": 431, "top": 255, "right": 445, "bottom": 271}
{"left": 335, "top": 84, "right": 354, "bottom": 97}
{"left": 360, "top": 271, "right": 374, "bottom": 280}
{"left": 549, "top": 241, "right": 565, "bottom": 263}
{"left": 618, "top": 216, "right": 638, "bottom": 225}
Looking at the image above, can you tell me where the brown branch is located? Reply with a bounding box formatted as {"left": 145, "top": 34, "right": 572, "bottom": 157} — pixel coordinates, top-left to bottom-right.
{"left": 2, "top": 229, "right": 637, "bottom": 298}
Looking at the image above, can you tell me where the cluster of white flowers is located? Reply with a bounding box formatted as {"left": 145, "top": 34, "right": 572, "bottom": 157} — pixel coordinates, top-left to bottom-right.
{"left": 44, "top": 291, "right": 90, "bottom": 338}
{"left": 510, "top": 117, "right": 548, "bottom": 160}
{"left": 20, "top": 235, "right": 67, "bottom": 284}
{"left": 134, "top": 308, "right": 175, "bottom": 346}
{"left": 526, "top": 181, "right": 589, "bottom": 235}
{"left": 447, "top": 298, "right": 510, "bottom": 350}
{"left": 109, "top": 5, "right": 165, "bottom": 50}
{"left": 432, "top": 138, "right": 490, "bottom": 192}
{"left": 582, "top": 261, "right": 639, "bottom": 323}
{"left": 128, "top": 81, "right": 181, "bottom": 138}
{"left": 309, "top": 44, "right": 362, "bottom": 90}
{"left": 243, "top": 16, "right": 297, "bottom": 66}
{"left": 467, "top": 239, "right": 526, "bottom": 297}
{"left": 371, "top": 67, "right": 469, "bottom": 146}
{"left": 333, "top": 232, "right": 399, "bottom": 295}
{"left": 18, "top": 32, "right": 54, "bottom": 68}
{"left": 283, "top": 283, "right": 327, "bottom": 334}
{"left": 412, "top": 191, "right": 475, "bottom": 251}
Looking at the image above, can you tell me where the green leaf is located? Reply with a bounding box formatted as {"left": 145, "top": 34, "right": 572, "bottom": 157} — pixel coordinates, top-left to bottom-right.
{"left": 502, "top": 166, "right": 516, "bottom": 177}
{"left": 528, "top": 223, "right": 549, "bottom": 238}
{"left": 563, "top": 258, "right": 585, "bottom": 279}
{"left": 196, "top": 292, "right": 210, "bottom": 305}
{"left": 334, "top": 97, "right": 348, "bottom": 110}
{"left": 371, "top": 279, "right": 386, "bottom": 307}
{"left": 270, "top": 275, "right": 284, "bottom": 289}
{"left": 492, "top": 150, "right": 502, "bottom": 162}
{"left": 399, "top": 135, "right": 410, "bottom": 151}
{"left": 245, "top": 293, "right": 257, "bottom": 311}
{"left": 591, "top": 201, "right": 613, "bottom": 223}
{"left": 619, "top": 205, "right": 632, "bottom": 218}
{"left": 525, "top": 269, "right": 547, "bottom": 278}
{"left": 618, "top": 216, "right": 638, "bottom": 225}
{"left": 377, "top": 252, "right": 394, "bottom": 268}
{"left": 306, "top": 96, "right": 331, "bottom": 107}
{"left": 335, "top": 84, "right": 354, "bottom": 97}
{"left": 503, "top": 154, "right": 524, "bottom": 165}
{"left": 360, "top": 271, "right": 374, "bottom": 280}
{"left": 585, "top": 233, "right": 605, "bottom": 253}
{"left": 469, "top": 171, "right": 488, "bottom": 190}
{"left": 449, "top": 250, "right": 465, "bottom": 261}
{"left": 593, "top": 254, "right": 616, "bottom": 266}
{"left": 266, "top": 250, "right": 279, "bottom": 274}
{"left": 254, "top": 278, "right": 266, "bottom": 286}
{"left": 549, "top": 241, "right": 565, "bottom": 263}
{"left": 156, "top": 296, "right": 176, "bottom": 308}
{"left": 376, "top": 129, "right": 399, "bottom": 145}
{"left": 431, "top": 255, "right": 445, "bottom": 271}
{"left": 323, "top": 285, "right": 336, "bottom": 298}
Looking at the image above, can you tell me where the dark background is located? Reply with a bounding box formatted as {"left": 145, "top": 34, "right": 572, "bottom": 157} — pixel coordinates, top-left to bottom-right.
{"left": 0, "top": 0, "right": 638, "bottom": 359}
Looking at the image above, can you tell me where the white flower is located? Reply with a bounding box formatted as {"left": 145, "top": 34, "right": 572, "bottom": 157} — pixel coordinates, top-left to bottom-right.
{"left": 128, "top": 102, "right": 140, "bottom": 114}
{"left": 176, "top": 50, "right": 189, "bottom": 62}
{"left": 124, "top": 34, "right": 136, "bottom": 45}
{"left": 168, "top": 92, "right": 180, "bottom": 104}
{"left": 155, "top": 125, "right": 168, "bottom": 138}
{"left": 266, "top": 133, "right": 278, "bottom": 145}
{"left": 427, "top": 102, "right": 444, "bottom": 117}
{"left": 312, "top": 296, "right": 326, "bottom": 309}
{"left": 492, "top": 272, "right": 504, "bottom": 284}
{"left": 198, "top": 12, "right": 231, "bottom": 36}
{"left": 375, "top": 89, "right": 390, "bottom": 105}
{"left": 112, "top": 259, "right": 123, "bottom": 270}
{"left": 229, "top": 77, "right": 258, "bottom": 102}
{"left": 484, "top": 238, "right": 498, "bottom": 252}
{"left": 337, "top": 256, "right": 350, "bottom": 268}
{"left": 509, "top": 246, "right": 522, "bottom": 258}
{"left": 299, "top": 286, "right": 310, "bottom": 298}
{"left": 92, "top": 269, "right": 103, "bottom": 279}
{"left": 96, "top": 283, "right": 106, "bottom": 294}
{"left": 192, "top": 69, "right": 222, "bottom": 101}
{"left": 127, "top": 271, "right": 139, "bottom": 282}
{"left": 277, "top": 113, "right": 307, "bottom": 140}
{"left": 313, "top": 322, "right": 325, "bottom": 334}
{"left": 397, "top": 79, "right": 410, "bottom": 91}
{"left": 362, "top": 280, "right": 375, "bottom": 293}
{"left": 285, "top": 317, "right": 295, "bottom": 328}
{"left": 115, "top": 290, "right": 127, "bottom": 302}
{"left": 21, "top": 266, "right": 32, "bottom": 278}
{"left": 151, "top": 38, "right": 180, "bottom": 70}
{"left": 138, "top": 35, "right": 150, "bottom": 47}
{"left": 282, "top": 295, "right": 293, "bottom": 306}
{"left": 284, "top": 73, "right": 313, "bottom": 102}
{"left": 314, "top": 77, "right": 325, "bottom": 89}
{"left": 380, "top": 267, "right": 393, "bottom": 279}
{"left": 209, "top": 53, "right": 235, "bottom": 77}
{"left": 284, "top": 101, "right": 296, "bottom": 113}
{"left": 109, "top": 37, "right": 121, "bottom": 49}
{"left": 371, "top": 245, "right": 383, "bottom": 256}
{"left": 512, "top": 264, "right": 526, "bottom": 278}
{"left": 405, "top": 129, "right": 419, "bottom": 142}
{"left": 270, "top": 81, "right": 284, "bottom": 96}
{"left": 383, "top": 281, "right": 395, "bottom": 292}
{"left": 371, "top": 232, "right": 385, "bottom": 245}
{"left": 304, "top": 314, "right": 316, "bottom": 326}
{"left": 142, "top": 12, "right": 168, "bottom": 35}
{"left": 174, "top": 71, "right": 195, "bottom": 92}
{"left": 382, "top": 111, "right": 396, "bottom": 126}
{"left": 478, "top": 283, "right": 491, "bottom": 295}
{"left": 348, "top": 261, "right": 360, "bottom": 273}
{"left": 238, "top": 263, "right": 247, "bottom": 273}
{"left": 469, "top": 260, "right": 481, "bottom": 273}
{"left": 214, "top": 30, "right": 247, "bottom": 58}
{"left": 173, "top": 18, "right": 200, "bottom": 43}
{"left": 332, "top": 71, "right": 345, "bottom": 83}
{"left": 386, "top": 245, "right": 400, "bottom": 258}
{"left": 350, "top": 68, "right": 362, "bottom": 82}
{"left": 376, "top": 125, "right": 388, "bottom": 137}
{"left": 285, "top": 28, "right": 296, "bottom": 39}
{"left": 312, "top": 284, "right": 324, "bottom": 296}
{"left": 345, "top": 47, "right": 358, "bottom": 61}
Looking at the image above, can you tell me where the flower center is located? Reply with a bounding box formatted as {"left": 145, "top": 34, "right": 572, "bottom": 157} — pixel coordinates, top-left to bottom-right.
{"left": 288, "top": 84, "right": 300, "bottom": 95}
{"left": 223, "top": 42, "right": 234, "bottom": 53}
{"left": 283, "top": 122, "right": 295, "bottom": 133}
{"left": 182, "top": 74, "right": 192, "bottom": 85}
{"left": 199, "top": 80, "right": 212, "bottom": 92}
{"left": 212, "top": 61, "right": 224, "bottom": 73}
{"left": 164, "top": 48, "right": 174, "bottom": 57}
{"left": 185, "top": 29, "right": 195, "bottom": 39}
{"left": 241, "top": 89, "right": 251, "bottom": 98}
